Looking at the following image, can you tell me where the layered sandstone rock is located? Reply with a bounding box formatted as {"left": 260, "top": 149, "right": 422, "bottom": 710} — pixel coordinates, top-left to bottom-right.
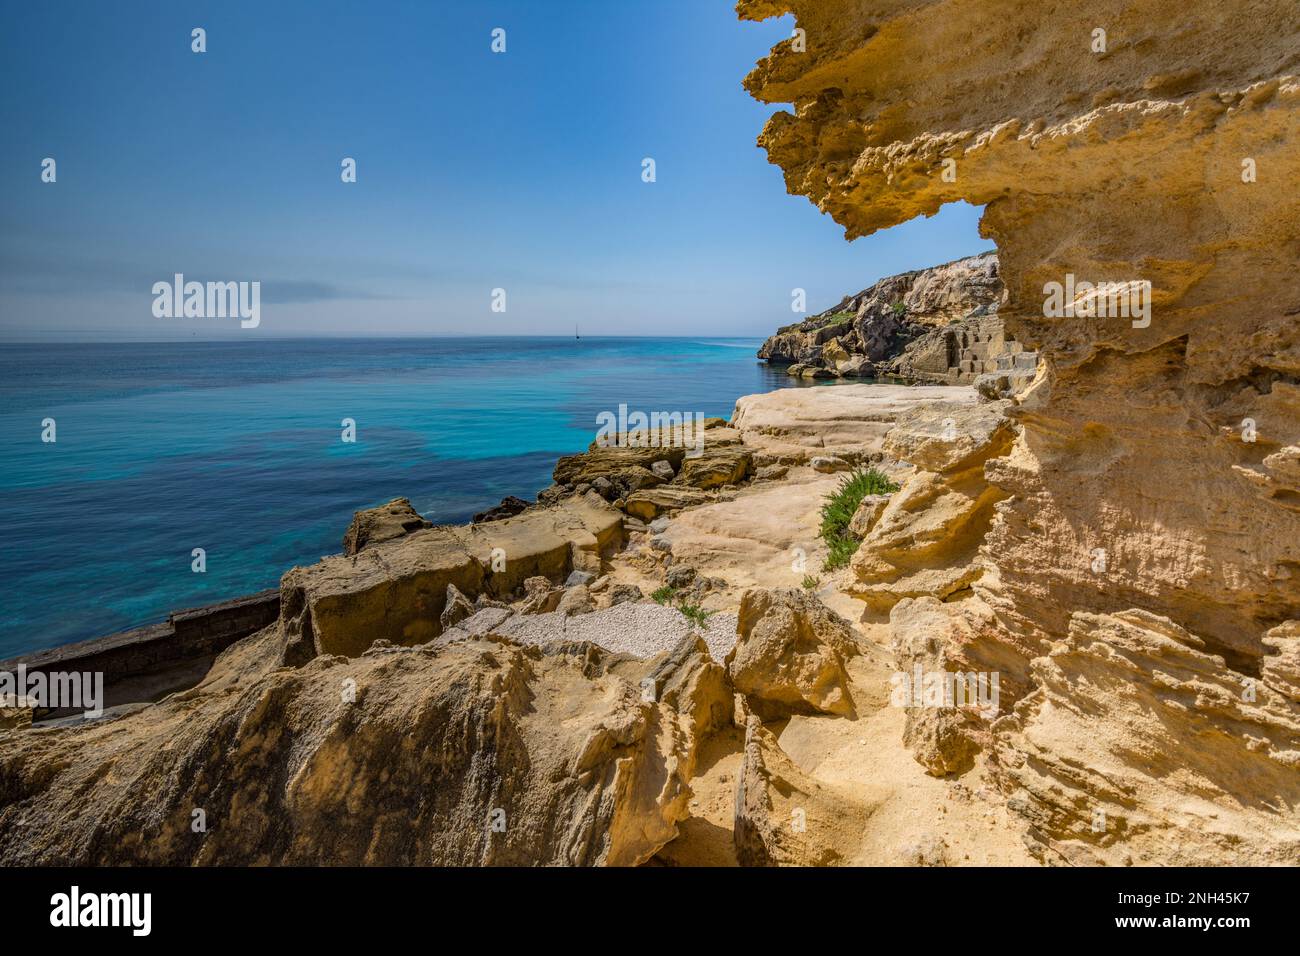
{"left": 623, "top": 486, "right": 714, "bottom": 521}
{"left": 850, "top": 401, "right": 1015, "bottom": 610}
{"left": 991, "top": 610, "right": 1300, "bottom": 865}
{"left": 0, "top": 630, "right": 730, "bottom": 866}
{"left": 741, "top": 0, "right": 1300, "bottom": 861}
{"left": 281, "top": 495, "right": 624, "bottom": 662}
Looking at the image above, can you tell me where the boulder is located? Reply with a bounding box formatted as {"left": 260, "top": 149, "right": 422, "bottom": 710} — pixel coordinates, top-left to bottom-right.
{"left": 439, "top": 583, "right": 476, "bottom": 632}
{"left": 608, "top": 584, "right": 644, "bottom": 606}
{"left": 650, "top": 460, "right": 675, "bottom": 481}
{"left": 726, "top": 589, "right": 860, "bottom": 718}
{"left": 848, "top": 494, "right": 891, "bottom": 537}
{"left": 556, "top": 585, "right": 594, "bottom": 617}
{"left": 665, "top": 565, "right": 696, "bottom": 589}
{"left": 820, "top": 337, "right": 851, "bottom": 368}
{"left": 472, "top": 495, "right": 531, "bottom": 523}
{"left": 342, "top": 497, "right": 431, "bottom": 556}
{"left": 518, "top": 576, "right": 563, "bottom": 615}
{"left": 810, "top": 455, "right": 849, "bottom": 474}
{"left": 622, "top": 486, "right": 713, "bottom": 521}
{"left": 674, "top": 447, "right": 753, "bottom": 489}
{"left": 836, "top": 355, "right": 873, "bottom": 378}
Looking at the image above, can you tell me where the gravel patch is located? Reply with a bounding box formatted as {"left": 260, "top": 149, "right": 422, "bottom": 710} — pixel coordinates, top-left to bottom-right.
{"left": 490, "top": 602, "right": 738, "bottom": 663}
{"left": 434, "top": 606, "right": 512, "bottom": 646}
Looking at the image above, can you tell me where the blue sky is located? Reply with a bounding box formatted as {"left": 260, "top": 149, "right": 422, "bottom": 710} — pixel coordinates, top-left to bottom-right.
{"left": 0, "top": 0, "right": 991, "bottom": 340}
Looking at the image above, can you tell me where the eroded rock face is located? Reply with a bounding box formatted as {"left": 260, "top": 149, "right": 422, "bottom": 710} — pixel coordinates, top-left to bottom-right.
{"left": 741, "top": 0, "right": 1300, "bottom": 861}
{"left": 728, "top": 589, "right": 860, "bottom": 717}
{"left": 733, "top": 715, "right": 871, "bottom": 866}
{"left": 850, "top": 402, "right": 1015, "bottom": 610}
{"left": 0, "top": 631, "right": 730, "bottom": 866}
{"left": 991, "top": 610, "right": 1300, "bottom": 865}
{"left": 890, "top": 597, "right": 997, "bottom": 777}
{"left": 623, "top": 486, "right": 713, "bottom": 521}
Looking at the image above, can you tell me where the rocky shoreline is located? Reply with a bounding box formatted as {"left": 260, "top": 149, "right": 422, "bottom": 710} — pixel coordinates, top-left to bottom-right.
{"left": 3, "top": 361, "right": 1295, "bottom": 866}
{"left": 4, "top": 0, "right": 1297, "bottom": 869}
{"left": 1, "top": 381, "right": 1032, "bottom": 865}
{"left": 4, "top": 251, "right": 1036, "bottom": 721}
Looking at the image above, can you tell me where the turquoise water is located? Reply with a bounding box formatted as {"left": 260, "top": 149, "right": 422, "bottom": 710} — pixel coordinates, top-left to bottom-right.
{"left": 0, "top": 338, "right": 841, "bottom": 657}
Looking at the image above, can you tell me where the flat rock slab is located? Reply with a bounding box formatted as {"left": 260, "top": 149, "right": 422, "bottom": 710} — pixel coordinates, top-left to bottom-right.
{"left": 732, "top": 384, "right": 975, "bottom": 464}
{"left": 481, "top": 602, "right": 739, "bottom": 664}
{"left": 650, "top": 472, "right": 842, "bottom": 592}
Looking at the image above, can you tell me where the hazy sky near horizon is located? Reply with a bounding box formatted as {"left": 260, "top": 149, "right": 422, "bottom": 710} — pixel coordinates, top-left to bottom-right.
{"left": 0, "top": 0, "right": 992, "bottom": 341}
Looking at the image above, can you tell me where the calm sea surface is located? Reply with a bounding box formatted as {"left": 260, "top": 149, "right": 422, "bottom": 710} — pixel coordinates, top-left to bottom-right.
{"left": 0, "top": 337, "right": 852, "bottom": 657}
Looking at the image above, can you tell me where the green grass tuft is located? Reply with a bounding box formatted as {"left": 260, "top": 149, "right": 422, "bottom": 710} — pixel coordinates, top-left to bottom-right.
{"left": 819, "top": 466, "right": 900, "bottom": 570}
{"left": 677, "top": 603, "right": 712, "bottom": 629}
{"left": 651, "top": 585, "right": 676, "bottom": 605}
{"left": 801, "top": 574, "right": 822, "bottom": 590}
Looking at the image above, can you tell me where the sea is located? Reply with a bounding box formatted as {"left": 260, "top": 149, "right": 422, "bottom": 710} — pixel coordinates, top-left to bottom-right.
{"left": 0, "top": 337, "right": 854, "bottom": 657}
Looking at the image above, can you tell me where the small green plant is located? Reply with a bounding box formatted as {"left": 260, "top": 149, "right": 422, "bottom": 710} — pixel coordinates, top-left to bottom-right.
{"left": 823, "top": 535, "right": 860, "bottom": 571}
{"left": 651, "top": 585, "right": 676, "bottom": 605}
{"left": 819, "top": 466, "right": 900, "bottom": 570}
{"left": 810, "top": 310, "right": 854, "bottom": 330}
{"left": 677, "top": 602, "right": 712, "bottom": 629}
{"left": 801, "top": 574, "right": 822, "bottom": 590}
{"left": 890, "top": 302, "right": 907, "bottom": 317}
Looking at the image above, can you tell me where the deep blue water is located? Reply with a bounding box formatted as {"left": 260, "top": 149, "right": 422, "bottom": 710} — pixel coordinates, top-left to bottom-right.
{"left": 0, "top": 337, "right": 843, "bottom": 657}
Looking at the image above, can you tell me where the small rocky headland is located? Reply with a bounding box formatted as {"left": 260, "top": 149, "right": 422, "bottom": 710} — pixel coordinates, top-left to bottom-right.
{"left": 2, "top": 0, "right": 1297, "bottom": 868}
{"left": 757, "top": 252, "right": 1039, "bottom": 399}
